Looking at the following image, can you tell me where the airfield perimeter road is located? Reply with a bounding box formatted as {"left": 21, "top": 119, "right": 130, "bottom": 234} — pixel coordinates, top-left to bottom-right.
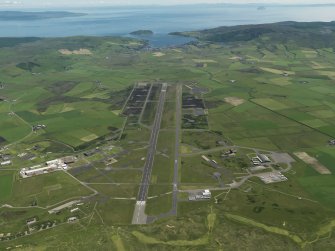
{"left": 132, "top": 83, "right": 167, "bottom": 224}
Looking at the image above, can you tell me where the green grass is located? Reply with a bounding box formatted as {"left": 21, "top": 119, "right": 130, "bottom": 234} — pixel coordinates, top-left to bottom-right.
{"left": 8, "top": 172, "right": 93, "bottom": 207}
{"left": 0, "top": 172, "right": 13, "bottom": 202}
{"left": 96, "top": 199, "right": 135, "bottom": 225}
{"left": 298, "top": 175, "right": 335, "bottom": 209}
{"left": 146, "top": 193, "right": 172, "bottom": 216}
{"left": 207, "top": 210, "right": 216, "bottom": 232}
{"left": 252, "top": 98, "right": 289, "bottom": 111}
{"left": 301, "top": 119, "right": 329, "bottom": 128}
{"left": 132, "top": 231, "right": 209, "bottom": 246}
{"left": 112, "top": 235, "right": 126, "bottom": 251}
{"left": 224, "top": 213, "right": 304, "bottom": 246}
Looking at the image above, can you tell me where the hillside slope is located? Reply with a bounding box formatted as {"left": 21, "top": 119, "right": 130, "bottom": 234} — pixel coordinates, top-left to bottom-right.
{"left": 172, "top": 21, "right": 335, "bottom": 48}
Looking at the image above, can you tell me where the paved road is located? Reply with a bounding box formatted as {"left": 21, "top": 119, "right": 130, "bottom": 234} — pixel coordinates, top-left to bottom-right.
{"left": 132, "top": 83, "right": 167, "bottom": 224}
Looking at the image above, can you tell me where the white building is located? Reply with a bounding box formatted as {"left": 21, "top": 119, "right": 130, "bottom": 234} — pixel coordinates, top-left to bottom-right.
{"left": 195, "top": 190, "right": 212, "bottom": 200}
{"left": 20, "top": 159, "right": 68, "bottom": 178}
{"left": 257, "top": 154, "right": 271, "bottom": 163}
{"left": 0, "top": 160, "right": 11, "bottom": 166}
{"left": 202, "top": 155, "right": 210, "bottom": 162}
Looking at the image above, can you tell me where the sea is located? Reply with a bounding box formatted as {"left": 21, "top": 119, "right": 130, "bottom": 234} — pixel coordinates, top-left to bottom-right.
{"left": 1, "top": 4, "right": 335, "bottom": 47}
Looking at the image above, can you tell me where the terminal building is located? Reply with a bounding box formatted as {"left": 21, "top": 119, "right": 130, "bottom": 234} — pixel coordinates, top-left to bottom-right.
{"left": 20, "top": 159, "right": 68, "bottom": 178}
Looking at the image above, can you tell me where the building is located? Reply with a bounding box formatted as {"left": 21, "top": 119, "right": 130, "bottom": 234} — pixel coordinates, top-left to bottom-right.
{"left": 20, "top": 165, "right": 58, "bottom": 178}
{"left": 196, "top": 190, "right": 212, "bottom": 200}
{"left": 0, "top": 154, "right": 11, "bottom": 161}
{"left": 251, "top": 157, "right": 261, "bottom": 166}
{"left": 189, "top": 189, "right": 212, "bottom": 201}
{"left": 202, "top": 155, "right": 210, "bottom": 162}
{"left": 329, "top": 139, "right": 335, "bottom": 146}
{"left": 32, "top": 124, "right": 46, "bottom": 131}
{"left": 70, "top": 208, "right": 79, "bottom": 213}
{"left": 61, "top": 156, "right": 76, "bottom": 164}
{"left": 257, "top": 154, "right": 271, "bottom": 163}
{"left": 26, "top": 218, "right": 37, "bottom": 225}
{"left": 20, "top": 159, "right": 68, "bottom": 178}
{"left": 222, "top": 149, "right": 237, "bottom": 157}
{"left": 67, "top": 217, "right": 78, "bottom": 223}
{"left": 83, "top": 149, "right": 96, "bottom": 157}
{"left": 0, "top": 160, "right": 11, "bottom": 166}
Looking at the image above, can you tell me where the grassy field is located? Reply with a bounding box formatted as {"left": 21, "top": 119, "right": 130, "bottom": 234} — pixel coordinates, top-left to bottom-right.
{"left": 0, "top": 172, "right": 13, "bottom": 202}
{"left": 7, "top": 172, "right": 93, "bottom": 207}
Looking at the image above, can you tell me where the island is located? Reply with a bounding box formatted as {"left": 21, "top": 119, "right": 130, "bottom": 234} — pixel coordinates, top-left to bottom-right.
{"left": 130, "top": 30, "right": 154, "bottom": 36}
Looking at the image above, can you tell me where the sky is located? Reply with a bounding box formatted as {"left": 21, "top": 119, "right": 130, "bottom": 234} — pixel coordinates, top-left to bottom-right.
{"left": 0, "top": 0, "right": 334, "bottom": 7}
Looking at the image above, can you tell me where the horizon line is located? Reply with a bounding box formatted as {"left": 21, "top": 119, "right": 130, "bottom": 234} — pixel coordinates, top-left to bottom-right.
{"left": 2, "top": 2, "right": 335, "bottom": 8}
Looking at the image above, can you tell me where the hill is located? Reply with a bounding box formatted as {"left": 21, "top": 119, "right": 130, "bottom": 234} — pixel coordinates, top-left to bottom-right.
{"left": 172, "top": 21, "right": 335, "bottom": 49}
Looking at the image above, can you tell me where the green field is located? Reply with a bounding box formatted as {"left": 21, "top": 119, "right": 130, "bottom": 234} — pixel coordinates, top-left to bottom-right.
{"left": 6, "top": 172, "right": 93, "bottom": 207}
{"left": 0, "top": 172, "right": 13, "bottom": 202}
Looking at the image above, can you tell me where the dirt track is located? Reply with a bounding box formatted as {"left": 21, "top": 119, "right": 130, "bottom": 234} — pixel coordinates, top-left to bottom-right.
{"left": 224, "top": 97, "right": 245, "bottom": 106}
{"left": 294, "top": 152, "right": 331, "bottom": 174}
{"left": 58, "top": 48, "right": 92, "bottom": 55}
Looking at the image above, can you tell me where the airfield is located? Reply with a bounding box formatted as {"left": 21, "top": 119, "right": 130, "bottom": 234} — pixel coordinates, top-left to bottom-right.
{"left": 0, "top": 30, "right": 335, "bottom": 250}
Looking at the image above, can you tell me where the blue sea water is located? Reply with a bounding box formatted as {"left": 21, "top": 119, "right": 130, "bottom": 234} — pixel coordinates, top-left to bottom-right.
{"left": 0, "top": 4, "right": 335, "bottom": 47}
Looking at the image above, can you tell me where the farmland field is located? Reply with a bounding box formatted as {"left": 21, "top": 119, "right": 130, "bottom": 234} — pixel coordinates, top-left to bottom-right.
{"left": 0, "top": 172, "right": 13, "bottom": 202}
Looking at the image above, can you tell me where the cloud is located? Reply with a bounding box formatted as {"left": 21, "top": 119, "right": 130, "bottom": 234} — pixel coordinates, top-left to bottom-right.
{"left": 0, "top": 0, "right": 22, "bottom": 5}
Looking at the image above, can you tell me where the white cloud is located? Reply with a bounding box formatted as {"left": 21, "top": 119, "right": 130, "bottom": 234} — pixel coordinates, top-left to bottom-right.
{"left": 0, "top": 0, "right": 22, "bottom": 5}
